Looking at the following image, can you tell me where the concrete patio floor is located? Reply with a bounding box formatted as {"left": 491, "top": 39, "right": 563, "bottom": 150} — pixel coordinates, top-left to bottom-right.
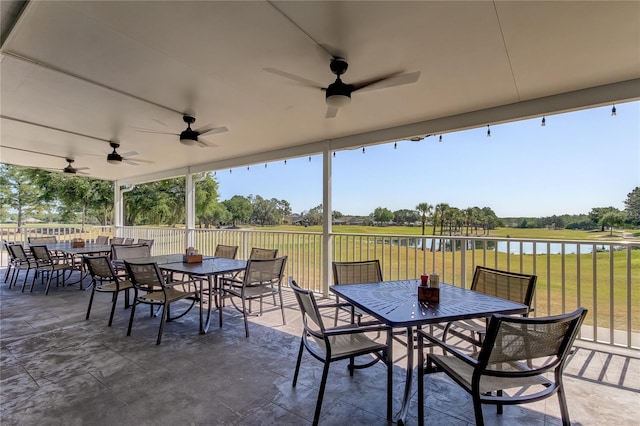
{"left": 1, "top": 271, "right": 638, "bottom": 425}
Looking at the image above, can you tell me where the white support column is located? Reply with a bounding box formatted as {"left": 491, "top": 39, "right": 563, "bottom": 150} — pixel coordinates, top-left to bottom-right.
{"left": 185, "top": 169, "right": 195, "bottom": 248}
{"left": 322, "top": 143, "right": 333, "bottom": 297}
{"left": 113, "top": 181, "right": 122, "bottom": 230}
{"left": 114, "top": 182, "right": 135, "bottom": 236}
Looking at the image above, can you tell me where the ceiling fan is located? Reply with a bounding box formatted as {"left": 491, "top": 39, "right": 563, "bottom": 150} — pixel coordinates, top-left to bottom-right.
{"left": 265, "top": 57, "right": 420, "bottom": 118}
{"left": 60, "top": 158, "right": 89, "bottom": 175}
{"left": 1, "top": 146, "right": 89, "bottom": 174}
{"left": 136, "top": 115, "right": 228, "bottom": 147}
{"left": 106, "top": 142, "right": 151, "bottom": 165}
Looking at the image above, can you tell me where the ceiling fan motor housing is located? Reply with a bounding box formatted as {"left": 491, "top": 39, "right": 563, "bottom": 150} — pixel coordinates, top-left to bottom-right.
{"left": 325, "top": 79, "right": 353, "bottom": 107}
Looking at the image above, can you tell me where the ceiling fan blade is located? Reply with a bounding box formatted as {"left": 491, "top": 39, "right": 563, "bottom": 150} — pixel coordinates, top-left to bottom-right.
{"left": 195, "top": 139, "right": 218, "bottom": 148}
{"left": 133, "top": 127, "right": 178, "bottom": 136}
{"left": 355, "top": 71, "right": 421, "bottom": 93}
{"left": 198, "top": 126, "right": 228, "bottom": 136}
{"left": 75, "top": 167, "right": 90, "bottom": 171}
{"left": 1, "top": 145, "right": 68, "bottom": 159}
{"left": 325, "top": 106, "right": 339, "bottom": 119}
{"left": 118, "top": 151, "right": 138, "bottom": 157}
{"left": 263, "top": 67, "right": 325, "bottom": 90}
{"left": 124, "top": 157, "right": 154, "bottom": 164}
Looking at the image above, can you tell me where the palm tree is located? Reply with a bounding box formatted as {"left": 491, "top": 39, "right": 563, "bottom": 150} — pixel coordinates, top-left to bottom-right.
{"left": 415, "top": 202, "right": 433, "bottom": 236}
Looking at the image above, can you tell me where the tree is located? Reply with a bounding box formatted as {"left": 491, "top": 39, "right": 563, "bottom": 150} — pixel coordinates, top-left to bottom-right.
{"left": 124, "top": 179, "right": 185, "bottom": 226}
{"left": 373, "top": 207, "right": 394, "bottom": 225}
{"left": 624, "top": 187, "right": 640, "bottom": 226}
{"left": 415, "top": 203, "right": 433, "bottom": 235}
{"left": 601, "top": 211, "right": 626, "bottom": 235}
{"left": 249, "top": 196, "right": 281, "bottom": 225}
{"left": 222, "top": 195, "right": 253, "bottom": 226}
{"left": 303, "top": 204, "right": 323, "bottom": 226}
{"left": 0, "top": 165, "right": 44, "bottom": 228}
{"left": 195, "top": 174, "right": 223, "bottom": 227}
{"left": 275, "top": 199, "right": 292, "bottom": 224}
{"left": 33, "top": 172, "right": 113, "bottom": 228}
{"left": 589, "top": 207, "right": 621, "bottom": 232}
{"left": 394, "top": 209, "right": 419, "bottom": 226}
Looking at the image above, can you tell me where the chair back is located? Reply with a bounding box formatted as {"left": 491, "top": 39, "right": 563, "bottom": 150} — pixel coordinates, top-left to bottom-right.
{"left": 333, "top": 260, "right": 383, "bottom": 285}
{"left": 30, "top": 245, "right": 54, "bottom": 264}
{"left": 290, "top": 278, "right": 326, "bottom": 338}
{"left": 215, "top": 244, "right": 239, "bottom": 259}
{"left": 110, "top": 237, "right": 124, "bottom": 245}
{"left": 471, "top": 266, "right": 536, "bottom": 310}
{"left": 28, "top": 236, "right": 57, "bottom": 244}
{"left": 136, "top": 239, "right": 154, "bottom": 248}
{"left": 124, "top": 261, "right": 165, "bottom": 292}
{"left": 84, "top": 255, "right": 119, "bottom": 281}
{"left": 123, "top": 238, "right": 135, "bottom": 245}
{"left": 244, "top": 256, "right": 287, "bottom": 286}
{"left": 478, "top": 308, "right": 587, "bottom": 376}
{"left": 95, "top": 235, "right": 109, "bottom": 245}
{"left": 8, "top": 243, "right": 29, "bottom": 262}
{"left": 111, "top": 244, "right": 151, "bottom": 261}
{"left": 249, "top": 247, "right": 279, "bottom": 259}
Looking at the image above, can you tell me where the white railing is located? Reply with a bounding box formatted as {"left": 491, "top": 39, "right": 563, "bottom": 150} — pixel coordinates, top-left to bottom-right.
{"left": 2, "top": 225, "right": 638, "bottom": 349}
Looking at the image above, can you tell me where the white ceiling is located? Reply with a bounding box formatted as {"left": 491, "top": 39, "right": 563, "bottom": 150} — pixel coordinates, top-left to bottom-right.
{"left": 1, "top": 1, "right": 639, "bottom": 184}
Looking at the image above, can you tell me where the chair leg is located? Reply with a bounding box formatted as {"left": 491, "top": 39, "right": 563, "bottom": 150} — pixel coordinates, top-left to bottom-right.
{"left": 292, "top": 338, "right": 305, "bottom": 387}
{"left": 4, "top": 265, "right": 12, "bottom": 285}
{"left": 557, "top": 379, "right": 571, "bottom": 426}
{"left": 312, "top": 361, "right": 331, "bottom": 426}
{"left": 156, "top": 303, "right": 168, "bottom": 345}
{"left": 242, "top": 297, "right": 249, "bottom": 337}
{"left": 278, "top": 288, "right": 286, "bottom": 325}
{"left": 496, "top": 390, "right": 503, "bottom": 414}
{"left": 86, "top": 284, "right": 96, "bottom": 320}
{"left": 472, "top": 392, "right": 485, "bottom": 426}
{"left": 44, "top": 272, "right": 53, "bottom": 295}
{"left": 108, "top": 291, "right": 118, "bottom": 326}
{"left": 418, "top": 336, "right": 425, "bottom": 426}
{"left": 127, "top": 299, "right": 138, "bottom": 336}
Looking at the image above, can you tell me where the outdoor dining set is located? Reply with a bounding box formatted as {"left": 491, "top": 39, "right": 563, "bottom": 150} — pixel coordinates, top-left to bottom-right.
{"left": 1, "top": 237, "right": 587, "bottom": 426}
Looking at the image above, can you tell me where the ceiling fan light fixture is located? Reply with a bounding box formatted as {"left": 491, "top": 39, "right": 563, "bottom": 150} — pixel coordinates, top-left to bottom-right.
{"left": 179, "top": 131, "right": 198, "bottom": 146}
{"left": 107, "top": 152, "right": 122, "bottom": 164}
{"left": 326, "top": 94, "right": 351, "bottom": 108}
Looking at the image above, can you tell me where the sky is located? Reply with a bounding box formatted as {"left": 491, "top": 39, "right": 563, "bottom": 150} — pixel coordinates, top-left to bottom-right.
{"left": 214, "top": 101, "right": 640, "bottom": 218}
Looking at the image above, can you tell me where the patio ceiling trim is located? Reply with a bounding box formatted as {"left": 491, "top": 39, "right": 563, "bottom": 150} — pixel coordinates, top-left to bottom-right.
{"left": 118, "top": 78, "right": 640, "bottom": 186}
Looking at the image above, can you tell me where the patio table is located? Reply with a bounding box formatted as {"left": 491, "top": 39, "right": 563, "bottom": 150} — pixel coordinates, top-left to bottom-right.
{"left": 330, "top": 280, "right": 528, "bottom": 426}
{"left": 43, "top": 242, "right": 113, "bottom": 288}
{"left": 124, "top": 255, "right": 247, "bottom": 334}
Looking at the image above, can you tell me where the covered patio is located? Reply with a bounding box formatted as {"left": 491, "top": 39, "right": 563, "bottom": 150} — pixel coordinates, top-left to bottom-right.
{"left": 1, "top": 277, "right": 638, "bottom": 425}
{"left": 1, "top": 2, "right": 639, "bottom": 424}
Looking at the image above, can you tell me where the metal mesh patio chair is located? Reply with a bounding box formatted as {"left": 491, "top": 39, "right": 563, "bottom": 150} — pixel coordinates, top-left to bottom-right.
{"left": 95, "top": 235, "right": 109, "bottom": 245}
{"left": 110, "top": 237, "right": 124, "bottom": 245}
{"left": 417, "top": 308, "right": 588, "bottom": 426}
{"left": 221, "top": 256, "right": 287, "bottom": 337}
{"left": 29, "top": 244, "right": 74, "bottom": 294}
{"left": 123, "top": 238, "right": 135, "bottom": 245}
{"left": 124, "top": 260, "right": 202, "bottom": 345}
{"left": 222, "top": 247, "right": 279, "bottom": 288}
{"left": 332, "top": 260, "right": 383, "bottom": 326}
{"left": 28, "top": 235, "right": 67, "bottom": 261}
{"left": 290, "top": 278, "right": 392, "bottom": 426}
{"left": 84, "top": 255, "right": 133, "bottom": 326}
{"left": 6, "top": 243, "right": 38, "bottom": 291}
{"left": 136, "top": 238, "right": 154, "bottom": 249}
{"left": 442, "top": 266, "right": 537, "bottom": 347}
{"left": 111, "top": 244, "right": 151, "bottom": 276}
{"left": 214, "top": 244, "right": 238, "bottom": 259}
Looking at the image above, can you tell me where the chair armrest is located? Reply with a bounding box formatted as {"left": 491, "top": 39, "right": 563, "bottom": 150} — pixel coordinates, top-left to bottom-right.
{"left": 417, "top": 328, "right": 478, "bottom": 366}
{"left": 325, "top": 324, "right": 390, "bottom": 336}
{"left": 315, "top": 301, "right": 354, "bottom": 309}
{"left": 165, "top": 278, "right": 204, "bottom": 289}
